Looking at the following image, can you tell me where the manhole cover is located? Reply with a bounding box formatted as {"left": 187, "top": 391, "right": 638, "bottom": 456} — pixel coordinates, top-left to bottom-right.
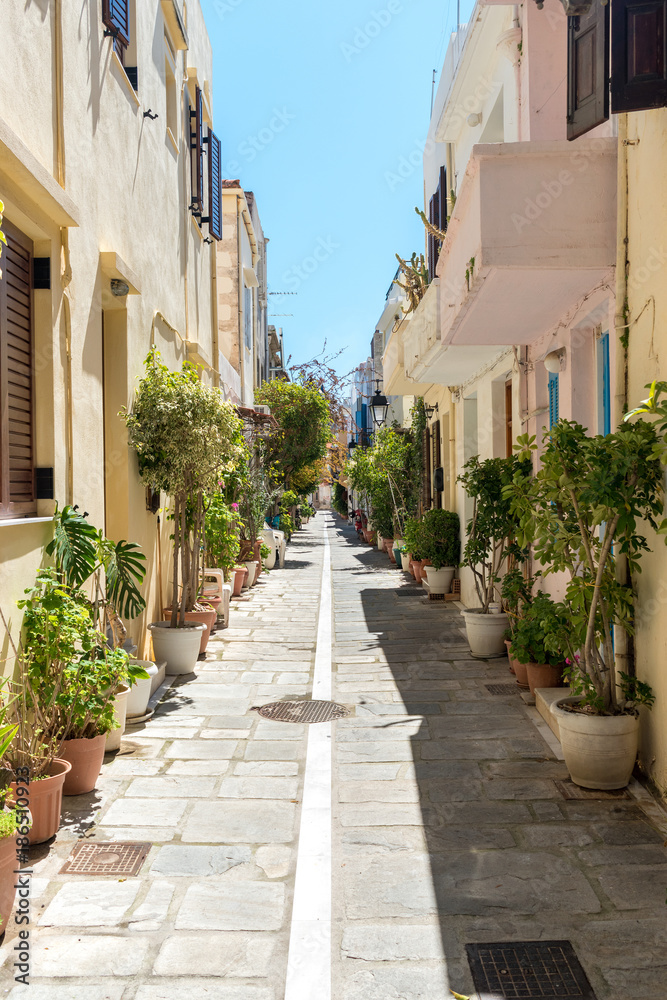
{"left": 256, "top": 700, "right": 350, "bottom": 723}
{"left": 554, "top": 779, "right": 630, "bottom": 801}
{"left": 485, "top": 683, "right": 520, "bottom": 696}
{"left": 60, "top": 842, "right": 151, "bottom": 876}
{"left": 466, "top": 941, "right": 596, "bottom": 999}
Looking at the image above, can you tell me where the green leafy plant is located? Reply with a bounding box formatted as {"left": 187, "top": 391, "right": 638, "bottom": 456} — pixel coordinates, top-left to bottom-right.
{"left": 403, "top": 517, "right": 425, "bottom": 560}
{"left": 419, "top": 508, "right": 460, "bottom": 570}
{"left": 254, "top": 379, "right": 331, "bottom": 490}
{"left": 238, "top": 469, "right": 278, "bottom": 555}
{"left": 506, "top": 420, "right": 664, "bottom": 714}
{"left": 372, "top": 428, "right": 420, "bottom": 537}
{"left": 122, "top": 349, "right": 244, "bottom": 625}
{"left": 332, "top": 481, "right": 348, "bottom": 518}
{"left": 509, "top": 592, "right": 567, "bottom": 667}
{"left": 205, "top": 496, "right": 241, "bottom": 580}
{"left": 459, "top": 454, "right": 529, "bottom": 613}
{"left": 47, "top": 505, "right": 146, "bottom": 624}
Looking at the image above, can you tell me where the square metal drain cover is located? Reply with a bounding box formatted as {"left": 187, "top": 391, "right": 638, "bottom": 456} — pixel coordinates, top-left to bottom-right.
{"left": 60, "top": 841, "right": 151, "bottom": 876}
{"left": 554, "top": 779, "right": 630, "bottom": 801}
{"left": 466, "top": 941, "right": 596, "bottom": 999}
{"left": 485, "top": 683, "right": 520, "bottom": 696}
{"left": 395, "top": 589, "right": 424, "bottom": 597}
{"left": 255, "top": 700, "right": 350, "bottom": 723}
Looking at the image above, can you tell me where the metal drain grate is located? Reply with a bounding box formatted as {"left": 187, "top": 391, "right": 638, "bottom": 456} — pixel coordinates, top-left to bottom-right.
{"left": 60, "top": 841, "right": 151, "bottom": 876}
{"left": 466, "top": 941, "right": 596, "bottom": 999}
{"left": 554, "top": 779, "right": 630, "bottom": 801}
{"left": 256, "top": 700, "right": 350, "bottom": 723}
{"left": 486, "top": 683, "right": 521, "bottom": 696}
{"left": 395, "top": 589, "right": 424, "bottom": 597}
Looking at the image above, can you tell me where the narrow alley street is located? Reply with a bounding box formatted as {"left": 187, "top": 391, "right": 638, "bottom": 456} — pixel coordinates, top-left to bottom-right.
{"left": 2, "top": 514, "right": 667, "bottom": 999}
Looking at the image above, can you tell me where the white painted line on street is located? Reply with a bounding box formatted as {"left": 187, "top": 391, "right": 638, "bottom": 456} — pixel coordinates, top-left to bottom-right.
{"left": 285, "top": 516, "right": 332, "bottom": 1000}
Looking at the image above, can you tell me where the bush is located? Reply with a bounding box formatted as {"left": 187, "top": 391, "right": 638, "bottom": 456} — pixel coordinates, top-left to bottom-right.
{"left": 419, "top": 509, "right": 460, "bottom": 570}
{"left": 509, "top": 592, "right": 566, "bottom": 667}
{"left": 403, "top": 517, "right": 425, "bottom": 560}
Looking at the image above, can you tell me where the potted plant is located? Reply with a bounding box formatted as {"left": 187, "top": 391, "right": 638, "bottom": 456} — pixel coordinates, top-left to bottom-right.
{"left": 458, "top": 455, "right": 528, "bottom": 658}
{"left": 509, "top": 592, "right": 567, "bottom": 695}
{"left": 418, "top": 509, "right": 460, "bottom": 595}
{"left": 0, "top": 685, "right": 21, "bottom": 932}
{"left": 122, "top": 350, "right": 243, "bottom": 670}
{"left": 507, "top": 417, "right": 663, "bottom": 789}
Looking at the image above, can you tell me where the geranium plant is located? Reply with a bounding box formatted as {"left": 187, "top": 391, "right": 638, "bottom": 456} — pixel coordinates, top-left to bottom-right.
{"left": 506, "top": 421, "right": 663, "bottom": 714}
{"left": 122, "top": 350, "right": 244, "bottom": 626}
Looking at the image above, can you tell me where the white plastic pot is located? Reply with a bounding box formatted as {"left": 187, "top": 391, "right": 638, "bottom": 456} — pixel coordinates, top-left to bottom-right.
{"left": 552, "top": 697, "right": 640, "bottom": 790}
{"left": 424, "top": 566, "right": 456, "bottom": 595}
{"left": 105, "top": 683, "right": 130, "bottom": 751}
{"left": 462, "top": 608, "right": 509, "bottom": 658}
{"left": 148, "top": 621, "right": 206, "bottom": 675}
{"left": 244, "top": 560, "right": 258, "bottom": 587}
{"left": 260, "top": 528, "right": 277, "bottom": 570}
{"left": 126, "top": 660, "right": 158, "bottom": 718}
{"left": 377, "top": 535, "right": 384, "bottom": 551}
{"left": 400, "top": 552, "right": 412, "bottom": 572}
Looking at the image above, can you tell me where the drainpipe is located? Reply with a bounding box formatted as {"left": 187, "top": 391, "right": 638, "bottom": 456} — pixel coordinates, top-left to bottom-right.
{"left": 237, "top": 193, "right": 246, "bottom": 405}
{"left": 614, "top": 114, "right": 633, "bottom": 683}
{"left": 54, "top": 0, "right": 65, "bottom": 187}
{"left": 513, "top": 6, "right": 522, "bottom": 142}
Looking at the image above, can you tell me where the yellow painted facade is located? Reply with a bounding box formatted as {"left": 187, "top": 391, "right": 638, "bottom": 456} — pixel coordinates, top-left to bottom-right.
{"left": 0, "top": 1, "right": 220, "bottom": 658}
{"left": 622, "top": 108, "right": 667, "bottom": 796}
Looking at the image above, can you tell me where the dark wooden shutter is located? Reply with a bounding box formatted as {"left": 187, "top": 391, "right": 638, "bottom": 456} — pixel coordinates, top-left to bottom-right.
{"left": 611, "top": 0, "right": 667, "bottom": 112}
{"left": 567, "top": 4, "right": 610, "bottom": 140}
{"left": 206, "top": 128, "right": 223, "bottom": 240}
{"left": 438, "top": 165, "right": 448, "bottom": 233}
{"left": 102, "top": 0, "right": 130, "bottom": 48}
{"left": 0, "top": 220, "right": 35, "bottom": 517}
{"left": 505, "top": 380, "right": 513, "bottom": 458}
{"left": 190, "top": 87, "right": 204, "bottom": 214}
{"left": 427, "top": 195, "right": 437, "bottom": 281}
{"left": 432, "top": 419, "right": 442, "bottom": 508}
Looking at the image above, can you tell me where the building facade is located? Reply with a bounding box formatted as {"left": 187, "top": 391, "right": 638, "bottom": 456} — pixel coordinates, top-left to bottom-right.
{"left": 0, "top": 0, "right": 224, "bottom": 654}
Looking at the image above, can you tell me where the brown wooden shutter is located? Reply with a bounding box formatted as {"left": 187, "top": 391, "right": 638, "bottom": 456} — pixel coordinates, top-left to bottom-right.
{"left": 611, "top": 0, "right": 667, "bottom": 112}
{"left": 206, "top": 128, "right": 223, "bottom": 240}
{"left": 438, "top": 165, "right": 448, "bottom": 233}
{"left": 0, "top": 220, "right": 35, "bottom": 517}
{"left": 102, "top": 0, "right": 130, "bottom": 48}
{"left": 505, "top": 380, "right": 513, "bottom": 458}
{"left": 432, "top": 419, "right": 442, "bottom": 508}
{"left": 427, "top": 195, "right": 437, "bottom": 281}
{"left": 567, "top": 4, "right": 610, "bottom": 140}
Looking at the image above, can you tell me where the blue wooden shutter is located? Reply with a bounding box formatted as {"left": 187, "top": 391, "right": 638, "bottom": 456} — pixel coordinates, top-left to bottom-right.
{"left": 206, "top": 129, "right": 223, "bottom": 240}
{"left": 598, "top": 332, "right": 611, "bottom": 435}
{"left": 548, "top": 372, "right": 560, "bottom": 429}
{"left": 102, "top": 0, "right": 130, "bottom": 47}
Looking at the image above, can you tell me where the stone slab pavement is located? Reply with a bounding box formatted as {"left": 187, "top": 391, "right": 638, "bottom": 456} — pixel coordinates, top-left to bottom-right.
{"left": 1, "top": 513, "right": 666, "bottom": 999}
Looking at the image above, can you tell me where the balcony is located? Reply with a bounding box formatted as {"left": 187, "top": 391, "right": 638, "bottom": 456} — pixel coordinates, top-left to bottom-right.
{"left": 437, "top": 138, "right": 617, "bottom": 347}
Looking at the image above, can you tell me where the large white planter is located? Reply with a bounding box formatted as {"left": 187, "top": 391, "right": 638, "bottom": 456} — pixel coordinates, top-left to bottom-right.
{"left": 148, "top": 621, "right": 205, "bottom": 675}
{"left": 245, "top": 560, "right": 258, "bottom": 587}
{"left": 552, "top": 697, "right": 640, "bottom": 790}
{"left": 126, "top": 660, "right": 158, "bottom": 718}
{"left": 377, "top": 535, "right": 384, "bottom": 551}
{"left": 400, "top": 552, "right": 412, "bottom": 572}
{"left": 463, "top": 608, "right": 509, "bottom": 658}
{"left": 260, "top": 528, "right": 277, "bottom": 570}
{"left": 424, "top": 566, "right": 456, "bottom": 595}
{"left": 105, "top": 683, "right": 130, "bottom": 751}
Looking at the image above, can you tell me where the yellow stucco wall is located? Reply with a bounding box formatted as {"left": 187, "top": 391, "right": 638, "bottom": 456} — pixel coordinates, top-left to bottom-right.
{"left": 0, "top": 1, "right": 217, "bottom": 658}
{"left": 624, "top": 108, "right": 667, "bottom": 796}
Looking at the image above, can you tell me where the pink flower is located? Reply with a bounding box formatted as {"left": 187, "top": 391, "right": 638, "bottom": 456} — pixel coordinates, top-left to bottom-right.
{"left": 231, "top": 503, "right": 239, "bottom": 510}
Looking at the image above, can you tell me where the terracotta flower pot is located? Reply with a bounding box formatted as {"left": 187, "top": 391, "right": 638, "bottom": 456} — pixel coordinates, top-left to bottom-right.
{"left": 253, "top": 539, "right": 263, "bottom": 577}
{"left": 11, "top": 758, "right": 71, "bottom": 845}
{"left": 513, "top": 659, "right": 530, "bottom": 689}
{"left": 505, "top": 639, "right": 516, "bottom": 674}
{"left": 232, "top": 566, "right": 246, "bottom": 597}
{"left": 526, "top": 661, "right": 564, "bottom": 696}
{"left": 61, "top": 733, "right": 107, "bottom": 795}
{"left": 0, "top": 833, "right": 18, "bottom": 933}
{"left": 413, "top": 562, "right": 423, "bottom": 584}
{"left": 163, "top": 604, "right": 216, "bottom": 653}
{"left": 383, "top": 538, "right": 394, "bottom": 554}
{"left": 408, "top": 559, "right": 417, "bottom": 579}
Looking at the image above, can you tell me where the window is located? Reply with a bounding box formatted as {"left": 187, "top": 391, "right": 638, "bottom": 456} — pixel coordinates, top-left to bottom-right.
{"left": 566, "top": 3, "right": 609, "bottom": 140}
{"left": 548, "top": 372, "right": 560, "bottom": 429}
{"left": 432, "top": 419, "right": 442, "bottom": 508}
{"left": 102, "top": 0, "right": 130, "bottom": 57}
{"left": 427, "top": 165, "right": 447, "bottom": 282}
{"left": 244, "top": 285, "right": 253, "bottom": 350}
{"left": 189, "top": 86, "right": 204, "bottom": 216}
{"left": 165, "top": 49, "right": 178, "bottom": 142}
{"left": 597, "top": 331, "right": 611, "bottom": 435}
{"left": 0, "top": 220, "right": 35, "bottom": 518}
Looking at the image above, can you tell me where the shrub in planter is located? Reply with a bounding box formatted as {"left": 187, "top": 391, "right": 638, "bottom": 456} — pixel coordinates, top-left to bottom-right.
{"left": 509, "top": 592, "right": 567, "bottom": 694}
{"left": 507, "top": 419, "right": 663, "bottom": 787}
{"left": 205, "top": 497, "right": 241, "bottom": 582}
{"left": 419, "top": 509, "right": 460, "bottom": 570}
{"left": 403, "top": 517, "right": 424, "bottom": 562}
{"left": 122, "top": 349, "right": 244, "bottom": 629}
{"left": 458, "top": 455, "right": 528, "bottom": 656}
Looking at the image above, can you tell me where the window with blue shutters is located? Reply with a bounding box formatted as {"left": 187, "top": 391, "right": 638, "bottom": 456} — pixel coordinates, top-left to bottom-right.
{"left": 597, "top": 332, "right": 611, "bottom": 435}
{"left": 548, "top": 372, "right": 559, "bottom": 429}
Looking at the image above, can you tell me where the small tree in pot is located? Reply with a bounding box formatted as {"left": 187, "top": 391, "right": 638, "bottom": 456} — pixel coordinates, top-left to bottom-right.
{"left": 122, "top": 350, "right": 244, "bottom": 627}
{"left": 506, "top": 420, "right": 662, "bottom": 788}
{"left": 419, "top": 509, "right": 460, "bottom": 594}
{"left": 458, "top": 455, "right": 529, "bottom": 657}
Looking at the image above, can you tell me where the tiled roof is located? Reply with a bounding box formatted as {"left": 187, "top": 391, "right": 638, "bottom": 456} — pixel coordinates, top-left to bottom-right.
{"left": 222, "top": 179, "right": 241, "bottom": 188}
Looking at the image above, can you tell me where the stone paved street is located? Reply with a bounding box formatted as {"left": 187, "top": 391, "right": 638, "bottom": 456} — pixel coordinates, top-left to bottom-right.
{"left": 2, "top": 513, "right": 667, "bottom": 999}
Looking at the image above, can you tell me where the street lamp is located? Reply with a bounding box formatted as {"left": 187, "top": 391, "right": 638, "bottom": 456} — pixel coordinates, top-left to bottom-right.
{"left": 348, "top": 437, "right": 358, "bottom": 457}
{"left": 369, "top": 379, "right": 389, "bottom": 428}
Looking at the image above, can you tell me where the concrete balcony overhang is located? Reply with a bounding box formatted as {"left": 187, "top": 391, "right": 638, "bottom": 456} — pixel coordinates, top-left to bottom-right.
{"left": 438, "top": 138, "right": 617, "bottom": 348}
{"left": 383, "top": 317, "right": 431, "bottom": 396}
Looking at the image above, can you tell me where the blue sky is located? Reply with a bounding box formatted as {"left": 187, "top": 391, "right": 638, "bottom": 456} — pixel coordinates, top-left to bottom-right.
{"left": 202, "top": 0, "right": 474, "bottom": 377}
